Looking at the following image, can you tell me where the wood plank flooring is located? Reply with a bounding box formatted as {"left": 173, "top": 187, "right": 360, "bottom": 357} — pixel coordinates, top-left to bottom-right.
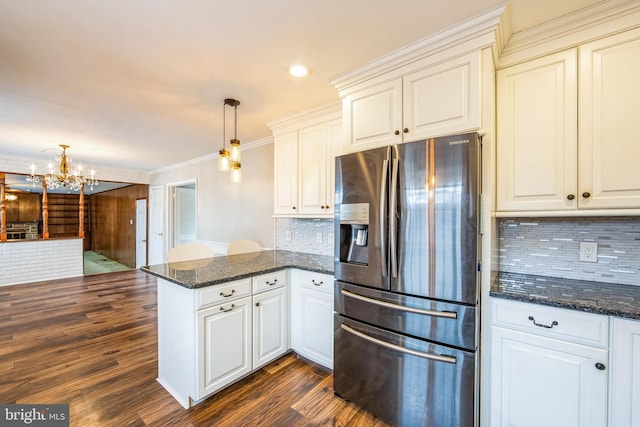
{"left": 0, "top": 270, "right": 390, "bottom": 426}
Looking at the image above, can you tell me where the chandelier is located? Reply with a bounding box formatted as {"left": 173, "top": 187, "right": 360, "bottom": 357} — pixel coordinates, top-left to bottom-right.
{"left": 217, "top": 98, "right": 242, "bottom": 183}
{"left": 27, "top": 144, "right": 99, "bottom": 191}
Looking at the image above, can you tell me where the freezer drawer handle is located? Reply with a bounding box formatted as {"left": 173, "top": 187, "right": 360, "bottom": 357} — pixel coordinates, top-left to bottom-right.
{"left": 341, "top": 324, "right": 457, "bottom": 364}
{"left": 341, "top": 289, "right": 457, "bottom": 319}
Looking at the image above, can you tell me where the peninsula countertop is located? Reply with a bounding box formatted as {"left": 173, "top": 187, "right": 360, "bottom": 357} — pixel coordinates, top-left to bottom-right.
{"left": 141, "top": 249, "right": 334, "bottom": 289}
{"left": 491, "top": 271, "right": 640, "bottom": 321}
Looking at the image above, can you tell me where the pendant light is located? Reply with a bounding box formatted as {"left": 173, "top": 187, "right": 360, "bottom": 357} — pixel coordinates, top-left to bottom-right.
{"left": 218, "top": 98, "right": 241, "bottom": 182}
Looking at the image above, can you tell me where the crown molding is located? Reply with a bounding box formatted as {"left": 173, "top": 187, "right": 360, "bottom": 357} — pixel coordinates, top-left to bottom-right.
{"left": 266, "top": 101, "right": 341, "bottom": 133}
{"left": 498, "top": 0, "right": 640, "bottom": 68}
{"left": 331, "top": 2, "right": 510, "bottom": 96}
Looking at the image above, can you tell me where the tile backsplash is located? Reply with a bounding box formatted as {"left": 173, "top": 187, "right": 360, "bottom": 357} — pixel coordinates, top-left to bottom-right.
{"left": 498, "top": 217, "right": 640, "bottom": 286}
{"left": 275, "top": 218, "right": 334, "bottom": 256}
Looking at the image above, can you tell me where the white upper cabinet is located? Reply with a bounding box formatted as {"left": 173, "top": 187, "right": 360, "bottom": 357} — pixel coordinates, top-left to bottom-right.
{"left": 270, "top": 104, "right": 341, "bottom": 218}
{"left": 342, "top": 78, "right": 403, "bottom": 150}
{"left": 578, "top": 28, "right": 640, "bottom": 210}
{"left": 341, "top": 51, "right": 481, "bottom": 153}
{"left": 273, "top": 131, "right": 298, "bottom": 215}
{"left": 496, "top": 49, "right": 578, "bottom": 212}
{"left": 402, "top": 52, "right": 480, "bottom": 141}
{"left": 497, "top": 27, "right": 640, "bottom": 215}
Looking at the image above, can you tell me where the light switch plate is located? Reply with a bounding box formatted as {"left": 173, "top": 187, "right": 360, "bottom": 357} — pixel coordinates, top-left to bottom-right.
{"left": 316, "top": 232, "right": 323, "bottom": 243}
{"left": 579, "top": 242, "right": 598, "bottom": 263}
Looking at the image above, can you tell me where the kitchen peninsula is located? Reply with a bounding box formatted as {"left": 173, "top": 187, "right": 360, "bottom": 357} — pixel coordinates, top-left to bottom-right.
{"left": 142, "top": 250, "right": 334, "bottom": 409}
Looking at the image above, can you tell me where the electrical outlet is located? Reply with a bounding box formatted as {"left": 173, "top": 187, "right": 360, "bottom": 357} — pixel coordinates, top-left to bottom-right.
{"left": 579, "top": 242, "right": 598, "bottom": 263}
{"left": 328, "top": 232, "right": 334, "bottom": 245}
{"left": 286, "top": 231, "right": 292, "bottom": 241}
{"left": 316, "top": 232, "right": 323, "bottom": 243}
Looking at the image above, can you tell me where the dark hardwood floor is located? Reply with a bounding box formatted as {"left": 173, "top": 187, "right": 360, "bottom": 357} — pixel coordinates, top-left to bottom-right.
{"left": 0, "top": 270, "right": 390, "bottom": 426}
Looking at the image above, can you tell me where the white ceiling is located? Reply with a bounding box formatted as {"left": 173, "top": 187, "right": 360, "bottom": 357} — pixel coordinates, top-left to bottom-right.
{"left": 0, "top": 0, "right": 603, "bottom": 173}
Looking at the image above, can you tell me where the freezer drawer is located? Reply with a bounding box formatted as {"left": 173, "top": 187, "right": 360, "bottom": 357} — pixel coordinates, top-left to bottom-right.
{"left": 334, "top": 315, "right": 476, "bottom": 427}
{"left": 335, "top": 281, "right": 477, "bottom": 351}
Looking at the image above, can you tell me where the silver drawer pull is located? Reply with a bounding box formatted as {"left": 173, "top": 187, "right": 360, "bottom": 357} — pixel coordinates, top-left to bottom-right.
{"left": 341, "top": 324, "right": 457, "bottom": 364}
{"left": 219, "top": 304, "right": 235, "bottom": 313}
{"left": 341, "top": 289, "right": 457, "bottom": 319}
{"left": 312, "top": 279, "right": 323, "bottom": 286}
{"left": 266, "top": 279, "right": 278, "bottom": 286}
{"left": 528, "top": 316, "right": 558, "bottom": 329}
{"left": 220, "top": 290, "right": 235, "bottom": 298}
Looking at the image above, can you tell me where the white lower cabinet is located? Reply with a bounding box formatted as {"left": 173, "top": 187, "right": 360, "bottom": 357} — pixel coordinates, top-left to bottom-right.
{"left": 197, "top": 297, "right": 252, "bottom": 400}
{"left": 610, "top": 317, "right": 640, "bottom": 427}
{"left": 290, "top": 269, "right": 334, "bottom": 368}
{"left": 490, "top": 298, "right": 609, "bottom": 427}
{"left": 156, "top": 270, "right": 293, "bottom": 408}
{"left": 253, "top": 286, "right": 288, "bottom": 369}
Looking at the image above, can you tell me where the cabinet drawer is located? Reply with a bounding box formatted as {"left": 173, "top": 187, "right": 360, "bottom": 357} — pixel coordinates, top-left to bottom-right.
{"left": 197, "top": 279, "right": 251, "bottom": 309}
{"left": 297, "top": 270, "right": 333, "bottom": 295}
{"left": 253, "top": 270, "right": 287, "bottom": 293}
{"left": 491, "top": 298, "right": 609, "bottom": 348}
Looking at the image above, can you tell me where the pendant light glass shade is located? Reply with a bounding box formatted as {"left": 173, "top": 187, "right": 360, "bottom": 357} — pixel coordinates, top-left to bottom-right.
{"left": 231, "top": 161, "right": 241, "bottom": 183}
{"left": 229, "top": 139, "right": 241, "bottom": 162}
{"left": 218, "top": 148, "right": 230, "bottom": 171}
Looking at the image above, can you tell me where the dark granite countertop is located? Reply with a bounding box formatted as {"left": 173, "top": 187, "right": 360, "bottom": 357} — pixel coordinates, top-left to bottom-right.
{"left": 491, "top": 271, "right": 640, "bottom": 320}
{"left": 141, "top": 250, "right": 333, "bottom": 289}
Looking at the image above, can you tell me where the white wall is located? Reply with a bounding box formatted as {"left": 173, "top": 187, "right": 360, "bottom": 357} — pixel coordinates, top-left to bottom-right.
{"left": 150, "top": 140, "right": 275, "bottom": 249}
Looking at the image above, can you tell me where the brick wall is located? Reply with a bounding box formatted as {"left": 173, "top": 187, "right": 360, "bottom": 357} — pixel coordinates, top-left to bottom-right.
{"left": 0, "top": 238, "right": 84, "bottom": 286}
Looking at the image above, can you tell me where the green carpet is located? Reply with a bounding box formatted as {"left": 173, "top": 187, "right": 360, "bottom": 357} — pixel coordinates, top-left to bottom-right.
{"left": 84, "top": 251, "right": 133, "bottom": 275}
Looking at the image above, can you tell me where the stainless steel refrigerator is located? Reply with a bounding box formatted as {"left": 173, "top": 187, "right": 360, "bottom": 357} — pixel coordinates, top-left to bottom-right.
{"left": 333, "top": 132, "right": 480, "bottom": 427}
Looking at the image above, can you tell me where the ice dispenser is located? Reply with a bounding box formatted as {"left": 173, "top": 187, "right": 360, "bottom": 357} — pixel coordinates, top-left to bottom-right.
{"left": 339, "top": 203, "right": 369, "bottom": 265}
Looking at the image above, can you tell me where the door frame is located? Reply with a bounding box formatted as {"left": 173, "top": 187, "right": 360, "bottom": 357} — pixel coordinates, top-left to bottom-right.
{"left": 166, "top": 178, "right": 197, "bottom": 251}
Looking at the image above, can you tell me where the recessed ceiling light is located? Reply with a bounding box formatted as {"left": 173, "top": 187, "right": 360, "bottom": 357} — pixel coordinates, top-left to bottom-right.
{"left": 289, "top": 63, "right": 310, "bottom": 78}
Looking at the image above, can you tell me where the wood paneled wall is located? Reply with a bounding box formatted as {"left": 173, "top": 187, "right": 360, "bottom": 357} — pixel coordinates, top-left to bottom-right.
{"left": 89, "top": 184, "right": 148, "bottom": 268}
{"left": 4, "top": 193, "right": 41, "bottom": 222}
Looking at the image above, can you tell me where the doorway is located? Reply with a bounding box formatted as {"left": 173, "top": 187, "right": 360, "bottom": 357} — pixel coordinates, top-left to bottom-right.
{"left": 167, "top": 180, "right": 197, "bottom": 251}
{"left": 136, "top": 198, "right": 148, "bottom": 268}
{"left": 148, "top": 185, "right": 165, "bottom": 265}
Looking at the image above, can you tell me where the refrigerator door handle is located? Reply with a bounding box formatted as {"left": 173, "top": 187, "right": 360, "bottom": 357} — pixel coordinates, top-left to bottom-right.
{"left": 341, "top": 289, "right": 458, "bottom": 319}
{"left": 341, "top": 324, "right": 457, "bottom": 364}
{"left": 389, "top": 157, "right": 399, "bottom": 278}
{"left": 380, "top": 158, "right": 389, "bottom": 278}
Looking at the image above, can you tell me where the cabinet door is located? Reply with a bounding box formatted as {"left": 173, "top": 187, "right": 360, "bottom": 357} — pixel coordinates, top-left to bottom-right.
{"left": 298, "top": 124, "right": 328, "bottom": 215}
{"left": 253, "top": 287, "right": 288, "bottom": 369}
{"left": 496, "top": 49, "right": 578, "bottom": 212}
{"left": 299, "top": 287, "right": 334, "bottom": 369}
{"left": 610, "top": 317, "right": 640, "bottom": 427}
{"left": 274, "top": 131, "right": 299, "bottom": 215}
{"left": 326, "top": 118, "right": 342, "bottom": 214}
{"left": 579, "top": 28, "right": 640, "bottom": 209}
{"left": 197, "top": 297, "right": 251, "bottom": 400}
{"left": 403, "top": 51, "right": 480, "bottom": 141}
{"left": 342, "top": 78, "right": 402, "bottom": 152}
{"left": 491, "top": 327, "right": 608, "bottom": 427}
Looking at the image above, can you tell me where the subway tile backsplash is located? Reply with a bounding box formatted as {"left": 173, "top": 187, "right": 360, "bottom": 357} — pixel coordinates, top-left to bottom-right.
{"left": 498, "top": 217, "right": 640, "bottom": 286}
{"left": 275, "top": 218, "right": 334, "bottom": 256}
